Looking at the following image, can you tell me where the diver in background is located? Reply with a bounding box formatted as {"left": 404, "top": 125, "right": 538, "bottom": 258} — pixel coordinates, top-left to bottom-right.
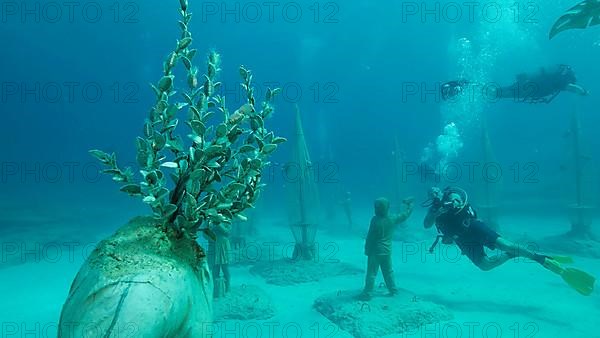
{"left": 441, "top": 64, "right": 588, "bottom": 103}
{"left": 424, "top": 186, "right": 595, "bottom": 296}
{"left": 359, "top": 197, "right": 414, "bottom": 300}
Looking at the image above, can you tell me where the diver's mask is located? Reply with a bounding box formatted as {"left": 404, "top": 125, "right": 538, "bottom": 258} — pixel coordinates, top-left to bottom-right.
{"left": 422, "top": 186, "right": 468, "bottom": 214}
{"left": 445, "top": 193, "right": 463, "bottom": 209}
{"left": 442, "top": 187, "right": 468, "bottom": 214}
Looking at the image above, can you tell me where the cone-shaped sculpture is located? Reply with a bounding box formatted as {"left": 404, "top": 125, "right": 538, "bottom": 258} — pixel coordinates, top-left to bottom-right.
{"left": 542, "top": 108, "right": 598, "bottom": 257}
{"left": 324, "top": 144, "right": 338, "bottom": 222}
{"left": 286, "top": 105, "right": 320, "bottom": 260}
{"left": 567, "top": 108, "right": 595, "bottom": 237}
{"left": 340, "top": 191, "right": 353, "bottom": 231}
{"left": 392, "top": 137, "right": 405, "bottom": 211}
{"left": 478, "top": 115, "right": 500, "bottom": 230}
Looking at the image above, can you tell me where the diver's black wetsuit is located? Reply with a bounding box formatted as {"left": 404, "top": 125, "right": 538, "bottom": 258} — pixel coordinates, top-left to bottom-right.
{"left": 431, "top": 204, "right": 500, "bottom": 266}
{"left": 494, "top": 64, "right": 578, "bottom": 102}
{"left": 441, "top": 64, "right": 587, "bottom": 103}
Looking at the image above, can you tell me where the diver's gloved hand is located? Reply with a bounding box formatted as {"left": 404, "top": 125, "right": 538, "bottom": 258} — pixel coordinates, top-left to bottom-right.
{"left": 428, "top": 187, "right": 442, "bottom": 198}
{"left": 428, "top": 187, "right": 443, "bottom": 204}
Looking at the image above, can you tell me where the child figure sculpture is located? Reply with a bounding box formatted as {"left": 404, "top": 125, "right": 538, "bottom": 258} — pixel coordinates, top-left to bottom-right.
{"left": 360, "top": 197, "right": 413, "bottom": 300}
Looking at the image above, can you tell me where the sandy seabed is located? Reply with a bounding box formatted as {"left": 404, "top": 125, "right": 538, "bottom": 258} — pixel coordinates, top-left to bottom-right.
{"left": 1, "top": 207, "right": 598, "bottom": 338}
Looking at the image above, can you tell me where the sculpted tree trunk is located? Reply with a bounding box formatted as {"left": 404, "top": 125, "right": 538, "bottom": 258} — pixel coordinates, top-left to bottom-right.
{"left": 59, "top": 217, "right": 213, "bottom": 337}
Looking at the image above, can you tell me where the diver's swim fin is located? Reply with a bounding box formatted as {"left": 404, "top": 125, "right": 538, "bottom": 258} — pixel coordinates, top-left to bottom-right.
{"left": 563, "top": 268, "right": 596, "bottom": 296}
{"left": 549, "top": 255, "right": 574, "bottom": 264}
{"left": 543, "top": 259, "right": 595, "bottom": 296}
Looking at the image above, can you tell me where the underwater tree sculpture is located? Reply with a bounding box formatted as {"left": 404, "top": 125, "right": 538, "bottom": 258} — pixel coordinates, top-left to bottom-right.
{"left": 58, "top": 0, "right": 284, "bottom": 336}
{"left": 549, "top": 0, "right": 600, "bottom": 39}
{"left": 89, "top": 40, "right": 283, "bottom": 239}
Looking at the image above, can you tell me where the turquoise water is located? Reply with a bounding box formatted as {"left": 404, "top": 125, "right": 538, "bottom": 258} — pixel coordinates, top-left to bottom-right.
{"left": 1, "top": 1, "right": 599, "bottom": 337}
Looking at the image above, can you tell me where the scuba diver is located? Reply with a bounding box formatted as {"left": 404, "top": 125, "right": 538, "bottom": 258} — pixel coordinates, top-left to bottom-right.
{"left": 423, "top": 186, "right": 595, "bottom": 296}
{"left": 441, "top": 64, "right": 589, "bottom": 103}
{"left": 358, "top": 197, "right": 414, "bottom": 300}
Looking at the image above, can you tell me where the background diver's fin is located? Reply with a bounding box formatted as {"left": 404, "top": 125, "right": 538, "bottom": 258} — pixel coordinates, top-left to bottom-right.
{"left": 549, "top": 0, "right": 600, "bottom": 39}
